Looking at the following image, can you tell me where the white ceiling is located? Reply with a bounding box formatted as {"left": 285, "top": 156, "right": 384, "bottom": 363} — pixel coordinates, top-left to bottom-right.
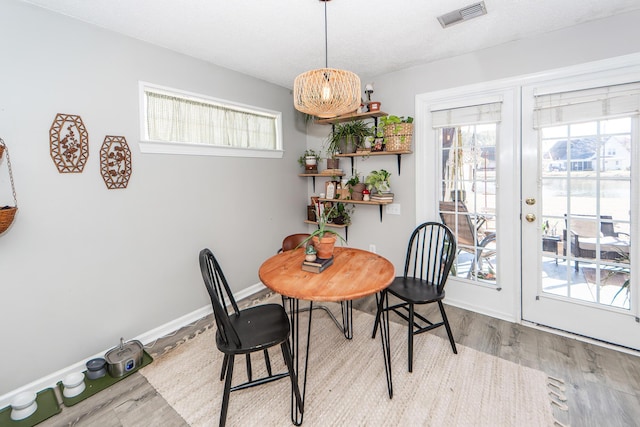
{"left": 20, "top": 0, "right": 640, "bottom": 89}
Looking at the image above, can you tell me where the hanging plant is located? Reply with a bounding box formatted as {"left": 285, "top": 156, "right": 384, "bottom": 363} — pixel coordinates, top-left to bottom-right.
{"left": 0, "top": 138, "right": 18, "bottom": 235}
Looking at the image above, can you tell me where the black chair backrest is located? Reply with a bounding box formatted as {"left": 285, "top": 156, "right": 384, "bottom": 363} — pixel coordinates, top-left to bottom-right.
{"left": 199, "top": 248, "right": 241, "bottom": 347}
{"left": 403, "top": 222, "right": 457, "bottom": 294}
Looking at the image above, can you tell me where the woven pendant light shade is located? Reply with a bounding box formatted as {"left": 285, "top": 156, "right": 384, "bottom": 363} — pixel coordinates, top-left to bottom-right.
{"left": 294, "top": 68, "right": 361, "bottom": 119}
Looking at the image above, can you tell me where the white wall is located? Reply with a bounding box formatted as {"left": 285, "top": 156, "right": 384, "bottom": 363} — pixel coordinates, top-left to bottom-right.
{"left": 0, "top": 0, "right": 306, "bottom": 395}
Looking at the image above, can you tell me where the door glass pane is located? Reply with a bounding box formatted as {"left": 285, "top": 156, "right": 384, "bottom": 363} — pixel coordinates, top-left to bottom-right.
{"left": 439, "top": 125, "right": 498, "bottom": 284}
{"left": 540, "top": 118, "right": 632, "bottom": 309}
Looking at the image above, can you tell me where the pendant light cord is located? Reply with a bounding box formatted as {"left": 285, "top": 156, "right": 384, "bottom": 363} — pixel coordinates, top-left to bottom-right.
{"left": 324, "top": 0, "right": 328, "bottom": 68}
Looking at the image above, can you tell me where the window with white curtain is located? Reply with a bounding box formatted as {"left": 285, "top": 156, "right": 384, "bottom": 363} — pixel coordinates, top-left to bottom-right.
{"left": 138, "top": 82, "right": 283, "bottom": 158}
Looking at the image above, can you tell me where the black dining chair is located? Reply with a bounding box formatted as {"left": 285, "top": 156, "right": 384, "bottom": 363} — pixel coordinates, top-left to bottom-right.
{"left": 372, "top": 222, "right": 458, "bottom": 372}
{"left": 199, "top": 248, "right": 303, "bottom": 427}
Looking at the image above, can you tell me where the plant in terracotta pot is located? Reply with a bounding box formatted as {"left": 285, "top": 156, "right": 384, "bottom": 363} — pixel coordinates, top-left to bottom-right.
{"left": 328, "top": 120, "right": 373, "bottom": 154}
{"left": 346, "top": 174, "right": 366, "bottom": 201}
{"left": 300, "top": 204, "right": 347, "bottom": 259}
{"left": 365, "top": 169, "right": 391, "bottom": 194}
{"left": 325, "top": 154, "right": 340, "bottom": 170}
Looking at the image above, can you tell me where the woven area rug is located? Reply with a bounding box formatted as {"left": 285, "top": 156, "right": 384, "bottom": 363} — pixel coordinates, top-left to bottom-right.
{"left": 141, "top": 305, "right": 563, "bottom": 426}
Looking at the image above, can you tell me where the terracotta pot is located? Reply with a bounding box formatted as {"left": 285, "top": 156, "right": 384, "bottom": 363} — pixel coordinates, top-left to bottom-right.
{"left": 350, "top": 183, "right": 366, "bottom": 201}
{"left": 312, "top": 235, "right": 336, "bottom": 259}
{"left": 326, "top": 158, "right": 340, "bottom": 169}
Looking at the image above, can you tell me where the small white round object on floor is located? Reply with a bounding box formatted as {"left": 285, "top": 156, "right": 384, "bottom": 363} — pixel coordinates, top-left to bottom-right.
{"left": 10, "top": 390, "right": 38, "bottom": 421}
{"left": 62, "top": 372, "right": 86, "bottom": 398}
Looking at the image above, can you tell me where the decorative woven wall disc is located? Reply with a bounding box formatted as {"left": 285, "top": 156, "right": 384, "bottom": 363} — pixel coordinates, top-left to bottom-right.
{"left": 100, "top": 136, "right": 132, "bottom": 189}
{"left": 49, "top": 113, "right": 89, "bottom": 173}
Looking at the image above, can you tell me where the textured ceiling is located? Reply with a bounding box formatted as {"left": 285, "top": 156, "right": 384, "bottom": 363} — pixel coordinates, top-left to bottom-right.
{"left": 20, "top": 0, "right": 640, "bottom": 89}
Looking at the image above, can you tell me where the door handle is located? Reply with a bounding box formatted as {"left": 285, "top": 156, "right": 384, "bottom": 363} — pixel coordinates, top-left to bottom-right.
{"left": 525, "top": 198, "right": 536, "bottom": 205}
{"left": 525, "top": 213, "right": 536, "bottom": 222}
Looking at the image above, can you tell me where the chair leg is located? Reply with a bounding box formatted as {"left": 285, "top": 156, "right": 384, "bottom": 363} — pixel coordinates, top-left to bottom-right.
{"left": 263, "top": 349, "right": 272, "bottom": 376}
{"left": 371, "top": 291, "right": 385, "bottom": 339}
{"left": 245, "top": 354, "right": 252, "bottom": 382}
{"left": 438, "top": 300, "right": 457, "bottom": 354}
{"left": 219, "top": 354, "right": 235, "bottom": 427}
{"left": 220, "top": 354, "right": 229, "bottom": 381}
{"left": 408, "top": 303, "right": 414, "bottom": 373}
{"left": 281, "top": 340, "right": 304, "bottom": 414}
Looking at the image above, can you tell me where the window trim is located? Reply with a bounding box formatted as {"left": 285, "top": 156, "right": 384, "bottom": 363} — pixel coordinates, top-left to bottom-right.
{"left": 138, "top": 81, "right": 284, "bottom": 158}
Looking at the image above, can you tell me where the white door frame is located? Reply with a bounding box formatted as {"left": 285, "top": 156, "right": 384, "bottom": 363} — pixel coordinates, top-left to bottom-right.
{"left": 521, "top": 68, "right": 640, "bottom": 349}
{"left": 416, "top": 85, "right": 521, "bottom": 322}
{"left": 416, "top": 53, "right": 640, "bottom": 334}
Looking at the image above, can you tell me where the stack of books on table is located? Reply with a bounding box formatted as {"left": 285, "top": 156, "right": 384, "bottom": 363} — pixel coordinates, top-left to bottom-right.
{"left": 301, "top": 256, "right": 334, "bottom": 273}
{"left": 370, "top": 192, "right": 394, "bottom": 202}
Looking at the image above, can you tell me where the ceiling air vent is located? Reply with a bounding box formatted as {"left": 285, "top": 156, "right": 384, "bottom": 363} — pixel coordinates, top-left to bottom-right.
{"left": 437, "top": 1, "right": 487, "bottom": 28}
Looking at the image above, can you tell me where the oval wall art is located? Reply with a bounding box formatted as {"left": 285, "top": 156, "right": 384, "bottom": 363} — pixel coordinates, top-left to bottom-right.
{"left": 49, "top": 113, "right": 89, "bottom": 173}
{"left": 100, "top": 136, "right": 132, "bottom": 189}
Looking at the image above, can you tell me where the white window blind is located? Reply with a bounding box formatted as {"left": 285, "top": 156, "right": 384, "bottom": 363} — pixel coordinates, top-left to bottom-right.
{"left": 533, "top": 82, "right": 640, "bottom": 128}
{"left": 431, "top": 102, "right": 502, "bottom": 128}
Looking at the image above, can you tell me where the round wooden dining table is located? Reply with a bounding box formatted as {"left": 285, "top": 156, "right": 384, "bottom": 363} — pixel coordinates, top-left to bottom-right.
{"left": 259, "top": 246, "right": 395, "bottom": 425}
{"left": 259, "top": 246, "right": 394, "bottom": 301}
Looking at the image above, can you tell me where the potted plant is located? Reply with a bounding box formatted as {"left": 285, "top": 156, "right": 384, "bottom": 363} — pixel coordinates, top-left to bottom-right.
{"left": 379, "top": 115, "right": 413, "bottom": 152}
{"left": 298, "top": 149, "right": 321, "bottom": 170}
{"left": 365, "top": 169, "right": 391, "bottom": 194}
{"left": 300, "top": 204, "right": 347, "bottom": 259}
{"left": 346, "top": 174, "right": 366, "bottom": 201}
{"left": 328, "top": 120, "right": 373, "bottom": 154}
{"left": 326, "top": 202, "right": 353, "bottom": 226}
{"left": 325, "top": 153, "right": 340, "bottom": 170}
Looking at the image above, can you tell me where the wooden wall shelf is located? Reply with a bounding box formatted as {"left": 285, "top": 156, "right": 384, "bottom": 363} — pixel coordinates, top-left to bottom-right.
{"left": 335, "top": 151, "right": 412, "bottom": 175}
{"left": 318, "top": 198, "right": 393, "bottom": 222}
{"left": 299, "top": 172, "right": 344, "bottom": 192}
{"left": 315, "top": 111, "right": 387, "bottom": 125}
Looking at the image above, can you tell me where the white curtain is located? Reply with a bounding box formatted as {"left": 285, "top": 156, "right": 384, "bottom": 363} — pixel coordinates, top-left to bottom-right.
{"left": 146, "top": 91, "right": 277, "bottom": 149}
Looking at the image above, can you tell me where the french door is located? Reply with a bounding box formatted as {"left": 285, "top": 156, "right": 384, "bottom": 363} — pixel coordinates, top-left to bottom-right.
{"left": 521, "top": 80, "right": 640, "bottom": 350}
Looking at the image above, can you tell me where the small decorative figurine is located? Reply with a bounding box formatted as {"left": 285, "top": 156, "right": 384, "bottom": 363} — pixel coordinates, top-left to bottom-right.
{"left": 305, "top": 245, "right": 317, "bottom": 262}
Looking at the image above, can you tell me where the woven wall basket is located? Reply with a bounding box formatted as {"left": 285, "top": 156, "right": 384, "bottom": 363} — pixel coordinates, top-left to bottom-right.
{"left": 383, "top": 123, "right": 413, "bottom": 152}
{"left": 0, "top": 138, "right": 18, "bottom": 235}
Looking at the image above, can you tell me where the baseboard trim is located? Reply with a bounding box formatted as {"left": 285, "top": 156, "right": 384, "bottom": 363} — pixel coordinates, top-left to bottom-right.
{"left": 444, "top": 297, "right": 516, "bottom": 323}
{"left": 0, "top": 283, "right": 267, "bottom": 409}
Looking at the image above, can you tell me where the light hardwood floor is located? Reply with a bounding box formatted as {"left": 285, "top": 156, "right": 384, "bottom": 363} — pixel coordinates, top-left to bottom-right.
{"left": 38, "top": 290, "right": 640, "bottom": 427}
